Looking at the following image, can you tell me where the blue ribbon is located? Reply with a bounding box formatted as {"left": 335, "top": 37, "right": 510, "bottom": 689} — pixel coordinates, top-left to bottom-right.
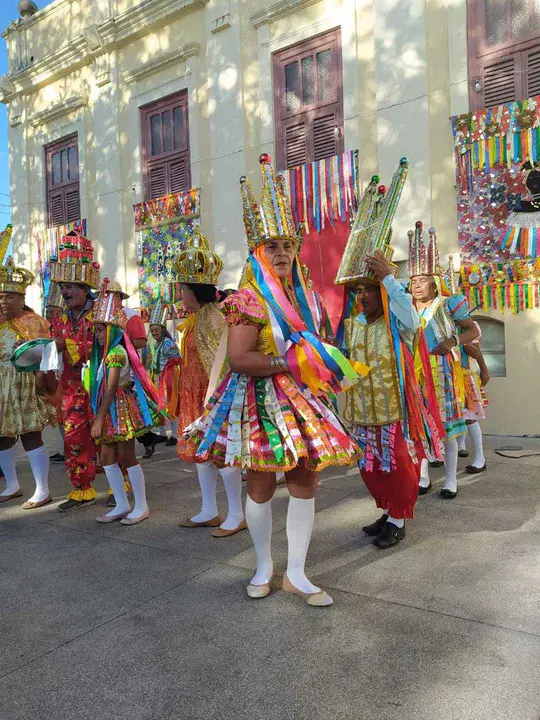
{"left": 197, "top": 373, "right": 239, "bottom": 457}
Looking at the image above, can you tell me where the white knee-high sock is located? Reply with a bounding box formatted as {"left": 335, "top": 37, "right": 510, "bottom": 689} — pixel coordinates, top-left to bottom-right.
{"left": 191, "top": 462, "right": 218, "bottom": 522}
{"left": 387, "top": 515, "right": 404, "bottom": 528}
{"left": 245, "top": 496, "right": 273, "bottom": 585}
{"left": 467, "top": 422, "right": 485, "bottom": 468}
{"left": 103, "top": 463, "right": 131, "bottom": 516}
{"left": 442, "top": 439, "right": 459, "bottom": 493}
{"left": 27, "top": 445, "right": 50, "bottom": 503}
{"left": 126, "top": 464, "right": 148, "bottom": 519}
{"left": 286, "top": 496, "right": 320, "bottom": 595}
{"left": 0, "top": 447, "right": 19, "bottom": 496}
{"left": 218, "top": 466, "right": 244, "bottom": 529}
{"left": 457, "top": 432, "right": 467, "bottom": 452}
{"left": 419, "top": 458, "right": 430, "bottom": 488}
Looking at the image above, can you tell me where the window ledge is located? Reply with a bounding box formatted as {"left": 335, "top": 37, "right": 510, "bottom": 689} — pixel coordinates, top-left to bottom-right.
{"left": 30, "top": 94, "right": 88, "bottom": 128}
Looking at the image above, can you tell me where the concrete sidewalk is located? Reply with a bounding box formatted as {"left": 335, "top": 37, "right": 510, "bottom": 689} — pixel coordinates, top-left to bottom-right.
{"left": 1, "top": 432, "right": 540, "bottom": 720}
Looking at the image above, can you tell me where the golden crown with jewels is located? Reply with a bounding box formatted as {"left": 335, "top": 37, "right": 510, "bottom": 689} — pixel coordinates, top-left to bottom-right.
{"left": 0, "top": 257, "right": 34, "bottom": 295}
{"left": 174, "top": 230, "right": 223, "bottom": 286}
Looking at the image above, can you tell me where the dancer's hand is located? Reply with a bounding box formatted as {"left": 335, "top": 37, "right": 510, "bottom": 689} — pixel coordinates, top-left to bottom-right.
{"left": 367, "top": 251, "right": 393, "bottom": 281}
{"left": 91, "top": 418, "right": 103, "bottom": 439}
{"left": 433, "top": 337, "right": 457, "bottom": 355}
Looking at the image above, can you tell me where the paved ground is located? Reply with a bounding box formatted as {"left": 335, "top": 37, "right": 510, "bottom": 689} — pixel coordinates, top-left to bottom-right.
{"left": 1, "top": 430, "right": 540, "bottom": 720}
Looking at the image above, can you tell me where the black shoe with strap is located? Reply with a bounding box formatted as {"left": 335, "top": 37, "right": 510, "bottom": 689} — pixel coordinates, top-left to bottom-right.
{"left": 373, "top": 521, "right": 405, "bottom": 549}
{"left": 440, "top": 488, "right": 458, "bottom": 499}
{"left": 466, "top": 463, "right": 487, "bottom": 474}
{"left": 458, "top": 449, "right": 470, "bottom": 458}
{"left": 362, "top": 513, "right": 388, "bottom": 537}
{"left": 418, "top": 481, "right": 432, "bottom": 496}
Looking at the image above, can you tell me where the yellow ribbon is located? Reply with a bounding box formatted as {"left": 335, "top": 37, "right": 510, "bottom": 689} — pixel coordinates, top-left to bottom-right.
{"left": 177, "top": 314, "right": 196, "bottom": 366}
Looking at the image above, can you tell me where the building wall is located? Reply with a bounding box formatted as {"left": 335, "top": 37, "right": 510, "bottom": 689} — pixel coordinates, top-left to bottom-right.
{"left": 2, "top": 0, "right": 539, "bottom": 435}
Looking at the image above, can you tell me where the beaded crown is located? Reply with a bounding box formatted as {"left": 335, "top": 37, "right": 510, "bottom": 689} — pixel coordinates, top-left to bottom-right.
{"left": 0, "top": 224, "right": 13, "bottom": 266}
{"left": 93, "top": 279, "right": 126, "bottom": 327}
{"left": 240, "top": 154, "right": 302, "bottom": 251}
{"left": 335, "top": 158, "right": 409, "bottom": 286}
{"left": 149, "top": 299, "right": 168, "bottom": 327}
{"left": 175, "top": 231, "right": 223, "bottom": 285}
{"left": 0, "top": 257, "right": 34, "bottom": 295}
{"left": 49, "top": 231, "right": 100, "bottom": 288}
{"left": 408, "top": 222, "right": 442, "bottom": 277}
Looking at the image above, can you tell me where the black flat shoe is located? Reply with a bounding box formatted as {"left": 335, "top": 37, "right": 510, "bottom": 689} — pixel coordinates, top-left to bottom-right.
{"left": 142, "top": 441, "right": 156, "bottom": 459}
{"left": 362, "top": 513, "right": 388, "bottom": 536}
{"left": 466, "top": 463, "right": 487, "bottom": 474}
{"left": 51, "top": 453, "right": 66, "bottom": 463}
{"left": 458, "top": 449, "right": 470, "bottom": 458}
{"left": 373, "top": 521, "right": 405, "bottom": 549}
{"left": 440, "top": 488, "right": 458, "bottom": 499}
{"left": 165, "top": 437, "right": 177, "bottom": 447}
{"left": 429, "top": 460, "right": 444, "bottom": 468}
{"left": 418, "top": 481, "right": 432, "bottom": 496}
{"left": 57, "top": 497, "right": 96, "bottom": 513}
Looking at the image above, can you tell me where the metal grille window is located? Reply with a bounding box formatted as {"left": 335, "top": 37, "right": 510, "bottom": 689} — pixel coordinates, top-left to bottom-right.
{"left": 140, "top": 90, "right": 191, "bottom": 200}
{"left": 468, "top": 0, "right": 540, "bottom": 109}
{"left": 273, "top": 29, "right": 344, "bottom": 170}
{"left": 476, "top": 316, "right": 506, "bottom": 377}
{"left": 45, "top": 134, "right": 80, "bottom": 228}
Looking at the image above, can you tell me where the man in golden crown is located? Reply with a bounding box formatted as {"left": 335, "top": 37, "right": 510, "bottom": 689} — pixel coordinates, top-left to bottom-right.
{"left": 182, "top": 155, "right": 362, "bottom": 606}
{"left": 0, "top": 258, "right": 57, "bottom": 508}
{"left": 173, "top": 232, "right": 246, "bottom": 538}
{"left": 47, "top": 231, "right": 101, "bottom": 512}
{"left": 337, "top": 161, "right": 445, "bottom": 548}
{"left": 408, "top": 223, "right": 479, "bottom": 499}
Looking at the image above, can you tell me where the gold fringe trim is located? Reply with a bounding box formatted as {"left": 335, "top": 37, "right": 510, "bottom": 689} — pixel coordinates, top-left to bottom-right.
{"left": 67, "top": 487, "right": 96, "bottom": 501}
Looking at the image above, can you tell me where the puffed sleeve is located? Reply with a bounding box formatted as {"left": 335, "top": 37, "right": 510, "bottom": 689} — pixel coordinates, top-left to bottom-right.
{"left": 445, "top": 293, "right": 470, "bottom": 322}
{"left": 163, "top": 337, "right": 181, "bottom": 360}
{"left": 221, "top": 288, "right": 267, "bottom": 327}
{"left": 105, "top": 346, "right": 127, "bottom": 368}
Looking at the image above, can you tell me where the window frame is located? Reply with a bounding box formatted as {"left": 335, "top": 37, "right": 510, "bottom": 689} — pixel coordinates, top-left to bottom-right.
{"left": 140, "top": 89, "right": 192, "bottom": 201}
{"left": 272, "top": 28, "right": 344, "bottom": 171}
{"left": 474, "top": 315, "right": 507, "bottom": 378}
{"left": 467, "top": 0, "right": 540, "bottom": 109}
{"left": 45, "top": 132, "right": 80, "bottom": 228}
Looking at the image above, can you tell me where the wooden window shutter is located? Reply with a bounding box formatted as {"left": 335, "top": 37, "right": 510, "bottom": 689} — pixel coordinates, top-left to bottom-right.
{"left": 525, "top": 48, "right": 540, "bottom": 96}
{"left": 45, "top": 133, "right": 80, "bottom": 227}
{"left": 140, "top": 90, "right": 192, "bottom": 200}
{"left": 482, "top": 56, "right": 521, "bottom": 108}
{"left": 273, "top": 29, "right": 344, "bottom": 170}
{"left": 49, "top": 190, "right": 66, "bottom": 227}
{"left": 312, "top": 110, "right": 340, "bottom": 161}
{"left": 169, "top": 157, "right": 189, "bottom": 194}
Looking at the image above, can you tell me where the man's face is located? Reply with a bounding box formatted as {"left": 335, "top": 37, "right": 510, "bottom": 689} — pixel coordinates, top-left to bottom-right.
{"left": 357, "top": 283, "right": 383, "bottom": 317}
{"left": 410, "top": 275, "right": 436, "bottom": 302}
{"left": 59, "top": 283, "right": 88, "bottom": 310}
{"left": 150, "top": 325, "right": 163, "bottom": 342}
{"left": 0, "top": 291, "right": 24, "bottom": 319}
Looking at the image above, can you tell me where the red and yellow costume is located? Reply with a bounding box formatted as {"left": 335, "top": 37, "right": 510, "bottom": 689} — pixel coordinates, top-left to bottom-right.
{"left": 49, "top": 231, "right": 101, "bottom": 501}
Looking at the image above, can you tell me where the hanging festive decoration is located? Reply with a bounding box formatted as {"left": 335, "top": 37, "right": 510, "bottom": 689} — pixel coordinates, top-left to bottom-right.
{"left": 133, "top": 189, "right": 200, "bottom": 229}
{"left": 35, "top": 219, "right": 87, "bottom": 304}
{"left": 460, "top": 258, "right": 540, "bottom": 314}
{"left": 134, "top": 188, "right": 201, "bottom": 309}
{"left": 451, "top": 95, "right": 540, "bottom": 262}
{"left": 283, "top": 150, "right": 358, "bottom": 235}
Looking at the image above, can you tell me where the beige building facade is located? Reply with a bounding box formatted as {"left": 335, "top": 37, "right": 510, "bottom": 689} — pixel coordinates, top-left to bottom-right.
{"left": 0, "top": 0, "right": 538, "bottom": 436}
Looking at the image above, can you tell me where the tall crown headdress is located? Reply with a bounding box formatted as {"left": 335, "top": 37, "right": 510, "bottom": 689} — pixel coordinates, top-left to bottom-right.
{"left": 446, "top": 255, "right": 458, "bottom": 295}
{"left": 335, "top": 158, "right": 409, "bottom": 285}
{"left": 174, "top": 230, "right": 223, "bottom": 285}
{"left": 0, "top": 257, "right": 34, "bottom": 294}
{"left": 93, "top": 279, "right": 126, "bottom": 327}
{"left": 149, "top": 299, "right": 168, "bottom": 327}
{"left": 240, "top": 154, "right": 302, "bottom": 252}
{"left": 49, "top": 231, "right": 100, "bottom": 288}
{"left": 408, "top": 222, "right": 442, "bottom": 277}
{"left": 0, "top": 224, "right": 13, "bottom": 266}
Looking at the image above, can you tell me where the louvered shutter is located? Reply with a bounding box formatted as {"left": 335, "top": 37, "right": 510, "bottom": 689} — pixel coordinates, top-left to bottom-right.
{"left": 169, "top": 156, "right": 189, "bottom": 193}
{"left": 481, "top": 55, "right": 521, "bottom": 108}
{"left": 312, "top": 110, "right": 340, "bottom": 161}
{"left": 65, "top": 187, "right": 81, "bottom": 223}
{"left": 49, "top": 190, "right": 65, "bottom": 227}
{"left": 284, "top": 120, "right": 308, "bottom": 169}
{"left": 148, "top": 165, "right": 167, "bottom": 199}
{"left": 525, "top": 48, "right": 540, "bottom": 96}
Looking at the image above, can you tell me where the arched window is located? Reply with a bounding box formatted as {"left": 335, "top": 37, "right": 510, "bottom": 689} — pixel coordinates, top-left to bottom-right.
{"left": 475, "top": 316, "right": 506, "bottom": 377}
